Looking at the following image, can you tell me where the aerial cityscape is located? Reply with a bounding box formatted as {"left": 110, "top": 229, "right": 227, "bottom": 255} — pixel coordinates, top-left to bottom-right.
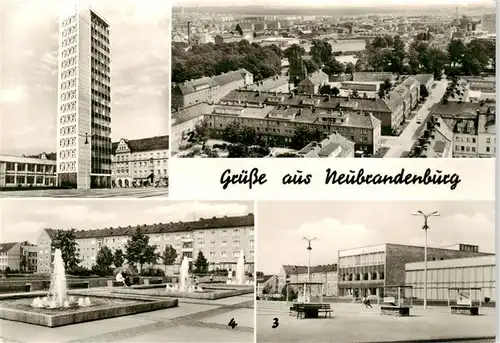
{"left": 171, "top": 3, "right": 496, "bottom": 159}
{"left": 256, "top": 200, "right": 496, "bottom": 342}
{"left": 0, "top": 200, "right": 255, "bottom": 342}
{"left": 1, "top": 0, "right": 170, "bottom": 197}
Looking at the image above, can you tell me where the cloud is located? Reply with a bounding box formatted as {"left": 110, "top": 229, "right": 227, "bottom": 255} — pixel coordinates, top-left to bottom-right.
{"left": 1, "top": 87, "right": 28, "bottom": 103}
{"left": 40, "top": 50, "right": 58, "bottom": 74}
{"left": 145, "top": 201, "right": 251, "bottom": 221}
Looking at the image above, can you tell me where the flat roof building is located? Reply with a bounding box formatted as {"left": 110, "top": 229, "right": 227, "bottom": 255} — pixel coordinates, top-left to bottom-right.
{"left": 0, "top": 153, "right": 56, "bottom": 188}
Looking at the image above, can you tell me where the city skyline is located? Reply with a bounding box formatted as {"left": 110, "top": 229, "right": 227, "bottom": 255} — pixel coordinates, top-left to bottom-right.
{"left": 173, "top": 0, "right": 494, "bottom": 9}
{"left": 2, "top": 0, "right": 170, "bottom": 156}
{"left": 257, "top": 201, "right": 495, "bottom": 274}
{"left": 0, "top": 200, "right": 253, "bottom": 244}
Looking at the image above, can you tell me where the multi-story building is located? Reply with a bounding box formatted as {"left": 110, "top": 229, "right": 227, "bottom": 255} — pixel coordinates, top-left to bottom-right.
{"left": 206, "top": 90, "right": 382, "bottom": 154}
{"left": 0, "top": 153, "right": 56, "bottom": 188}
{"left": 0, "top": 243, "right": 21, "bottom": 271}
{"left": 36, "top": 214, "right": 255, "bottom": 274}
{"left": 298, "top": 132, "right": 355, "bottom": 158}
{"left": 405, "top": 254, "right": 496, "bottom": 302}
{"left": 337, "top": 243, "right": 493, "bottom": 299}
{"left": 481, "top": 13, "right": 496, "bottom": 34}
{"left": 171, "top": 69, "right": 253, "bottom": 109}
{"left": 56, "top": 4, "right": 112, "bottom": 190}
{"left": 20, "top": 242, "right": 38, "bottom": 272}
{"left": 171, "top": 104, "right": 211, "bottom": 155}
{"left": 297, "top": 70, "right": 329, "bottom": 95}
{"left": 111, "top": 135, "right": 169, "bottom": 188}
{"left": 278, "top": 264, "right": 338, "bottom": 296}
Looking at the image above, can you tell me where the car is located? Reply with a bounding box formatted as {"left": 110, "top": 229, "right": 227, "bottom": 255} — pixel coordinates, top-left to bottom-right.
{"left": 416, "top": 117, "right": 422, "bottom": 124}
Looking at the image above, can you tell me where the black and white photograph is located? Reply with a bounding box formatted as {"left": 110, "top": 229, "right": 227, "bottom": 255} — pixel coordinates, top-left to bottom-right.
{"left": 0, "top": 199, "right": 255, "bottom": 342}
{"left": 1, "top": 0, "right": 170, "bottom": 198}
{"left": 256, "top": 201, "right": 496, "bottom": 343}
{"left": 170, "top": 1, "right": 495, "bottom": 159}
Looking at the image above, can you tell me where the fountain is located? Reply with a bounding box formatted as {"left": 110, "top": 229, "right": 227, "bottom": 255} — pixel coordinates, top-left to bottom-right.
{"left": 0, "top": 248, "right": 178, "bottom": 327}
{"left": 179, "top": 256, "right": 189, "bottom": 292}
{"left": 235, "top": 250, "right": 246, "bottom": 285}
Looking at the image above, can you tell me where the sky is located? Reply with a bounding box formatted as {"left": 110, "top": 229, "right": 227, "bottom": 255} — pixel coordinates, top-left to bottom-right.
{"left": 173, "top": 0, "right": 493, "bottom": 8}
{"left": 1, "top": 0, "right": 170, "bottom": 156}
{"left": 0, "top": 200, "right": 252, "bottom": 244}
{"left": 256, "top": 201, "right": 495, "bottom": 274}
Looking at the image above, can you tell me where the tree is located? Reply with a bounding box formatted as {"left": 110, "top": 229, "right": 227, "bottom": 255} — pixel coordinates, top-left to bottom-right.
{"left": 194, "top": 251, "right": 209, "bottom": 274}
{"left": 319, "top": 84, "right": 332, "bottom": 95}
{"left": 344, "top": 62, "right": 355, "bottom": 75}
{"left": 323, "top": 58, "right": 344, "bottom": 75}
{"left": 93, "top": 246, "right": 114, "bottom": 275}
{"left": 113, "top": 248, "right": 125, "bottom": 268}
{"left": 51, "top": 229, "right": 80, "bottom": 273}
{"left": 161, "top": 245, "right": 177, "bottom": 273}
{"left": 222, "top": 121, "right": 243, "bottom": 144}
{"left": 283, "top": 44, "right": 306, "bottom": 62}
{"left": 194, "top": 119, "right": 210, "bottom": 148}
{"left": 290, "top": 126, "right": 322, "bottom": 150}
{"left": 124, "top": 227, "right": 159, "bottom": 272}
{"left": 447, "top": 39, "right": 466, "bottom": 68}
{"left": 310, "top": 39, "right": 333, "bottom": 66}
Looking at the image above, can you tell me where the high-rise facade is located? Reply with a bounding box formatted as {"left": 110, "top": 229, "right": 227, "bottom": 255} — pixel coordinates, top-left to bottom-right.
{"left": 57, "top": 3, "right": 112, "bottom": 190}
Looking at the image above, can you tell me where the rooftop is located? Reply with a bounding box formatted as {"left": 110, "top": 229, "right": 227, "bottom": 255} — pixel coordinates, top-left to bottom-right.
{"left": 0, "top": 243, "right": 18, "bottom": 253}
{"left": 112, "top": 135, "right": 169, "bottom": 154}
{"left": 43, "top": 214, "right": 254, "bottom": 240}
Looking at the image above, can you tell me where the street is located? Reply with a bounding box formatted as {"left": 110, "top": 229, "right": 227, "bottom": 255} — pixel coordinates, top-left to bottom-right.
{"left": 382, "top": 79, "right": 449, "bottom": 158}
{"left": 0, "top": 187, "right": 168, "bottom": 198}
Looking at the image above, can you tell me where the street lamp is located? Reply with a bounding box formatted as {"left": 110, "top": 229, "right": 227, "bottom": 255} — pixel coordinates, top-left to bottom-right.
{"left": 412, "top": 210, "right": 440, "bottom": 309}
{"left": 302, "top": 237, "right": 317, "bottom": 282}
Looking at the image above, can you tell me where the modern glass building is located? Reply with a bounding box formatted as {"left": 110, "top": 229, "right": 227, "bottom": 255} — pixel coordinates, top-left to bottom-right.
{"left": 405, "top": 255, "right": 496, "bottom": 301}
{"left": 57, "top": 3, "right": 111, "bottom": 189}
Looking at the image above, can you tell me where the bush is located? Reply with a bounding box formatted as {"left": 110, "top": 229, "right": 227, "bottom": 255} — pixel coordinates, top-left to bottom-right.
{"left": 485, "top": 297, "right": 490, "bottom": 303}
{"left": 140, "top": 267, "right": 165, "bottom": 277}
{"left": 69, "top": 266, "right": 92, "bottom": 277}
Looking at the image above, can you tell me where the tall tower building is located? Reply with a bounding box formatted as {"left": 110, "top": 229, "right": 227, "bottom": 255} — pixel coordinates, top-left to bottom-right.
{"left": 57, "top": 2, "right": 112, "bottom": 190}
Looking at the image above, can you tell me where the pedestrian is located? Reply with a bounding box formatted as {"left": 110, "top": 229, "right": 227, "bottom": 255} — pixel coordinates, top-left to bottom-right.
{"left": 365, "top": 296, "right": 373, "bottom": 308}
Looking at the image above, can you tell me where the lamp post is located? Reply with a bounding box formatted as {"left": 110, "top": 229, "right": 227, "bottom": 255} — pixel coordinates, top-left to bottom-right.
{"left": 412, "top": 210, "right": 440, "bottom": 309}
{"left": 302, "top": 237, "right": 317, "bottom": 282}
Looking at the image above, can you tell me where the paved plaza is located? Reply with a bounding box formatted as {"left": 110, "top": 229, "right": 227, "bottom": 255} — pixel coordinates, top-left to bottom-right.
{"left": 0, "top": 288, "right": 254, "bottom": 342}
{"left": 0, "top": 187, "right": 168, "bottom": 198}
{"left": 257, "top": 301, "right": 496, "bottom": 343}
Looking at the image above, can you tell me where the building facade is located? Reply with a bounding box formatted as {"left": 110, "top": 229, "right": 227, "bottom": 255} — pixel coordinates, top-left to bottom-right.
{"left": 0, "top": 153, "right": 56, "bottom": 188}
{"left": 405, "top": 255, "right": 496, "bottom": 301}
{"left": 111, "top": 136, "right": 169, "bottom": 188}
{"left": 278, "top": 264, "right": 338, "bottom": 296}
{"left": 57, "top": 4, "right": 112, "bottom": 190}
{"left": 337, "top": 243, "right": 492, "bottom": 298}
{"left": 36, "top": 214, "right": 255, "bottom": 274}
{"left": 257, "top": 274, "right": 280, "bottom": 296}
{"left": 0, "top": 243, "right": 21, "bottom": 271}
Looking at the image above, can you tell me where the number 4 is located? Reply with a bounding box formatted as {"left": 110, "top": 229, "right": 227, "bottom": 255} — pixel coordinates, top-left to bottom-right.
{"left": 228, "top": 318, "right": 238, "bottom": 329}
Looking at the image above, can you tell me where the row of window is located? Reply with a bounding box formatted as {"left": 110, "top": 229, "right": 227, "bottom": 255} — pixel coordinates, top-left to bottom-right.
{"left": 91, "top": 27, "right": 110, "bottom": 44}
{"left": 61, "top": 35, "right": 77, "bottom": 48}
{"left": 60, "top": 113, "right": 76, "bottom": 125}
{"left": 60, "top": 101, "right": 77, "bottom": 113}
{"left": 62, "top": 15, "right": 77, "bottom": 28}
{"left": 5, "top": 175, "right": 55, "bottom": 185}
{"left": 114, "top": 151, "right": 169, "bottom": 161}
{"left": 59, "top": 125, "right": 77, "bottom": 137}
{"left": 61, "top": 45, "right": 77, "bottom": 59}
{"left": 340, "top": 271, "right": 384, "bottom": 281}
{"left": 61, "top": 78, "right": 77, "bottom": 91}
{"left": 61, "top": 89, "right": 77, "bottom": 102}
{"left": 61, "top": 56, "right": 77, "bottom": 70}
{"left": 59, "top": 161, "right": 76, "bottom": 172}
{"left": 61, "top": 67, "right": 77, "bottom": 80}
{"left": 61, "top": 24, "right": 77, "bottom": 38}
{"left": 115, "top": 169, "right": 168, "bottom": 176}
{"left": 60, "top": 137, "right": 76, "bottom": 148}
{"left": 59, "top": 149, "right": 77, "bottom": 160}
{"left": 91, "top": 68, "right": 110, "bottom": 84}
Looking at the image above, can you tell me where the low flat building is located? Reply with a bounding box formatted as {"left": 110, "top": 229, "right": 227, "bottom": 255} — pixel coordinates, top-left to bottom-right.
{"left": 405, "top": 255, "right": 495, "bottom": 302}
{"left": 353, "top": 72, "right": 395, "bottom": 82}
{"left": 111, "top": 136, "right": 169, "bottom": 188}
{"left": 298, "top": 132, "right": 355, "bottom": 158}
{"left": 244, "top": 75, "right": 291, "bottom": 93}
{"left": 0, "top": 153, "right": 57, "bottom": 188}
{"left": 340, "top": 81, "right": 380, "bottom": 92}
{"left": 338, "top": 243, "right": 493, "bottom": 299}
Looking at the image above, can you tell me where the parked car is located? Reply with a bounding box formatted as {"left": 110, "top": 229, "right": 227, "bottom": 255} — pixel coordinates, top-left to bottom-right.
{"left": 416, "top": 117, "right": 422, "bottom": 124}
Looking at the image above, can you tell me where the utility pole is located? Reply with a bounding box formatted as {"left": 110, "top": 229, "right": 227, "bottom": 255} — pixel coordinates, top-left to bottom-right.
{"left": 302, "top": 237, "right": 317, "bottom": 282}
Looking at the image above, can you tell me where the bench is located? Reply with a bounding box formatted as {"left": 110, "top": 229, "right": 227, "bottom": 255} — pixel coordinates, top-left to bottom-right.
{"left": 380, "top": 306, "right": 410, "bottom": 317}
{"left": 451, "top": 306, "right": 479, "bottom": 316}
{"left": 143, "top": 278, "right": 163, "bottom": 285}
{"left": 318, "top": 304, "right": 333, "bottom": 318}
{"left": 107, "top": 280, "right": 124, "bottom": 288}
{"left": 67, "top": 281, "right": 89, "bottom": 289}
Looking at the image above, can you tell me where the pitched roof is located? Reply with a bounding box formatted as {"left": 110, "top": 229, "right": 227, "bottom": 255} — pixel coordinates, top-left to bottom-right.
{"left": 0, "top": 243, "right": 19, "bottom": 253}
{"left": 246, "top": 75, "right": 289, "bottom": 92}
{"left": 212, "top": 69, "right": 251, "bottom": 87}
{"left": 298, "top": 70, "right": 328, "bottom": 86}
{"left": 44, "top": 214, "right": 254, "bottom": 240}
{"left": 299, "top": 131, "right": 354, "bottom": 157}
{"left": 430, "top": 101, "right": 495, "bottom": 117}
{"left": 112, "top": 135, "right": 169, "bottom": 154}
{"left": 173, "top": 77, "right": 217, "bottom": 96}
{"left": 257, "top": 274, "right": 276, "bottom": 283}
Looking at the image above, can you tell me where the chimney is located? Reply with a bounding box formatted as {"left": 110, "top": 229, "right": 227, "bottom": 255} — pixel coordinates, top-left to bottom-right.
{"left": 187, "top": 21, "right": 191, "bottom": 45}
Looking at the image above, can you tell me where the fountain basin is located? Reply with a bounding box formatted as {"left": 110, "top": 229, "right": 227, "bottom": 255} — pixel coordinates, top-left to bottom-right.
{"left": 111, "top": 283, "right": 254, "bottom": 300}
{"left": 0, "top": 291, "right": 178, "bottom": 327}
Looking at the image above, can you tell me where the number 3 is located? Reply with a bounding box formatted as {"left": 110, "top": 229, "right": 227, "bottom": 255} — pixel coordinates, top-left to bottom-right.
{"left": 272, "top": 317, "right": 279, "bottom": 329}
